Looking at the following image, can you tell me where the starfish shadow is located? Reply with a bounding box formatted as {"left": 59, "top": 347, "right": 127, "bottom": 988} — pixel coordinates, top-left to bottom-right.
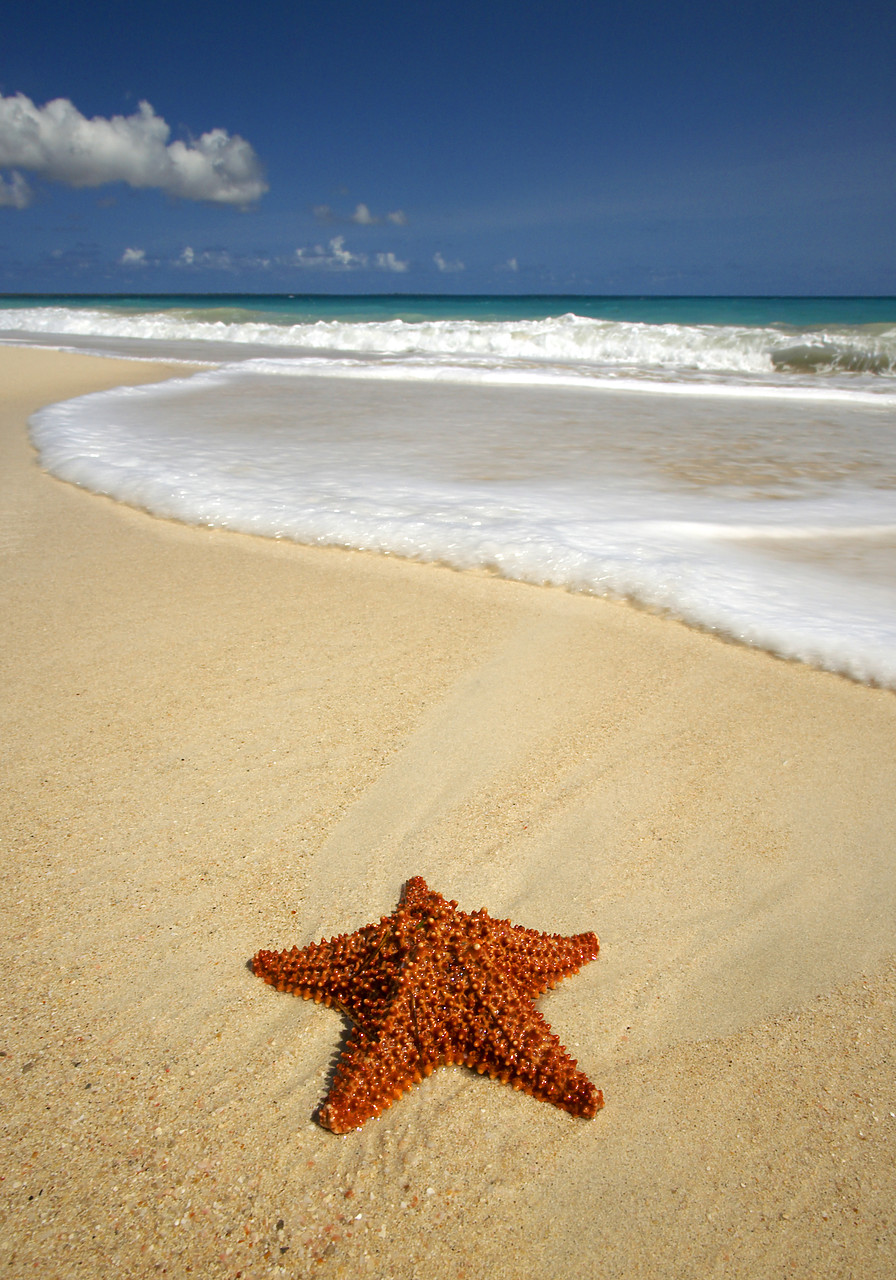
{"left": 248, "top": 955, "right": 348, "bottom": 1120}
{"left": 314, "top": 1013, "right": 359, "bottom": 1130}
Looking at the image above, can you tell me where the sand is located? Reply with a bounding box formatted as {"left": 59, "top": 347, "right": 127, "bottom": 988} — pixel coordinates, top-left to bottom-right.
{"left": 1, "top": 345, "right": 894, "bottom": 1278}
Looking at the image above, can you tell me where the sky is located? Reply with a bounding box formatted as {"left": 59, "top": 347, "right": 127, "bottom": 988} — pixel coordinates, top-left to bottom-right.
{"left": 1, "top": 0, "right": 894, "bottom": 295}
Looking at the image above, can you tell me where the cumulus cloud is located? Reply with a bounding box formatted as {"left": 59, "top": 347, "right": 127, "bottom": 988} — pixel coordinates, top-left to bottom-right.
{"left": 350, "top": 202, "right": 376, "bottom": 225}
{"left": 0, "top": 93, "right": 267, "bottom": 207}
{"left": 386, "top": 209, "right": 407, "bottom": 226}
{"left": 375, "top": 251, "right": 408, "bottom": 272}
{"left": 434, "top": 251, "right": 464, "bottom": 273}
{"left": 120, "top": 247, "right": 147, "bottom": 266}
{"left": 328, "top": 237, "right": 364, "bottom": 268}
{"left": 498, "top": 257, "right": 519, "bottom": 272}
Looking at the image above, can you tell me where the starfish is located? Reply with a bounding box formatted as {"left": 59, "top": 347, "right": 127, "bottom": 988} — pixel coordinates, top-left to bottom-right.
{"left": 252, "top": 876, "right": 602, "bottom": 1133}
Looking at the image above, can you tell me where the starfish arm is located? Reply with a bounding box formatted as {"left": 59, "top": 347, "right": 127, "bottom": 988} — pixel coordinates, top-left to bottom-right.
{"left": 468, "top": 972, "right": 603, "bottom": 1118}
{"left": 252, "top": 921, "right": 400, "bottom": 1027}
{"left": 490, "top": 923, "right": 600, "bottom": 996}
{"left": 317, "top": 982, "right": 427, "bottom": 1133}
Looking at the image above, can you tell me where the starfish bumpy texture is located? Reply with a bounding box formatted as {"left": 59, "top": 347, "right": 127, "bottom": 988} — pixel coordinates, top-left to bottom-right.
{"left": 252, "top": 876, "right": 602, "bottom": 1133}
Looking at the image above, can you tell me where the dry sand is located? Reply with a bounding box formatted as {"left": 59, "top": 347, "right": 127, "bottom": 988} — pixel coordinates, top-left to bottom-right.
{"left": 1, "top": 345, "right": 894, "bottom": 1278}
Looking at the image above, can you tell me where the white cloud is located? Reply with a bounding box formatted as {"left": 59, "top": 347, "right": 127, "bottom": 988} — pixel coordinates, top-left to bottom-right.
{"left": 350, "top": 202, "right": 377, "bottom": 225}
{"left": 120, "top": 247, "right": 147, "bottom": 266}
{"left": 0, "top": 93, "right": 267, "bottom": 207}
{"left": 294, "top": 236, "right": 368, "bottom": 270}
{"left": 329, "top": 236, "right": 364, "bottom": 267}
{"left": 498, "top": 257, "right": 520, "bottom": 272}
{"left": 0, "top": 170, "right": 32, "bottom": 208}
{"left": 179, "top": 246, "right": 195, "bottom": 265}
{"left": 434, "top": 251, "right": 464, "bottom": 273}
{"left": 375, "top": 251, "right": 408, "bottom": 272}
{"left": 386, "top": 209, "right": 407, "bottom": 226}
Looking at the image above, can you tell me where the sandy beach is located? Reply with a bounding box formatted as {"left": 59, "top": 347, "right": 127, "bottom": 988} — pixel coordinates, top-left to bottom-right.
{"left": 2, "top": 344, "right": 895, "bottom": 1277}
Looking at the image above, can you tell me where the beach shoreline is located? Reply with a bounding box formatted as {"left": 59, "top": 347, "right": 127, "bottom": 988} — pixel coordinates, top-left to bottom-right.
{"left": 2, "top": 345, "right": 895, "bottom": 1277}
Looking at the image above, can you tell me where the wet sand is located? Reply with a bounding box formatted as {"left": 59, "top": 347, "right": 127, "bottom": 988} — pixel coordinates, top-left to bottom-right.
{"left": 2, "top": 345, "right": 895, "bottom": 1278}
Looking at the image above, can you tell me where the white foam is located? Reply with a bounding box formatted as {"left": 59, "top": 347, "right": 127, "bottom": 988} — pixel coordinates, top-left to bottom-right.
{"left": 29, "top": 363, "right": 896, "bottom": 688}
{"left": 4, "top": 305, "right": 896, "bottom": 394}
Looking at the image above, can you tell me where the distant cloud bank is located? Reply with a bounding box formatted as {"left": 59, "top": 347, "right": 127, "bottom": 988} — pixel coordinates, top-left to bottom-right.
{"left": 114, "top": 237, "right": 409, "bottom": 275}
{"left": 434, "top": 251, "right": 464, "bottom": 273}
{"left": 314, "top": 201, "right": 407, "bottom": 227}
{"left": 0, "top": 93, "right": 267, "bottom": 207}
{"left": 294, "top": 236, "right": 408, "bottom": 272}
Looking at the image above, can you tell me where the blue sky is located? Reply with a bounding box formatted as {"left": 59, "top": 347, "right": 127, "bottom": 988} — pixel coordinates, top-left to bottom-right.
{"left": 1, "top": 0, "right": 894, "bottom": 294}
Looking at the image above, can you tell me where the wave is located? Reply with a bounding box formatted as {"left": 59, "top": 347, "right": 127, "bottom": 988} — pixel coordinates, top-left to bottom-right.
{"left": 3, "top": 304, "right": 896, "bottom": 384}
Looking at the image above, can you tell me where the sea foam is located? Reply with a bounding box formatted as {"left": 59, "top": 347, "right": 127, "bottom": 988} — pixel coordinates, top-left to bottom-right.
{"left": 3, "top": 304, "right": 896, "bottom": 390}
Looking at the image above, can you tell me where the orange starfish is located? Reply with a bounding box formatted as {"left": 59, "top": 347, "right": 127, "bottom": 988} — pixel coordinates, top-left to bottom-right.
{"left": 252, "top": 876, "right": 602, "bottom": 1132}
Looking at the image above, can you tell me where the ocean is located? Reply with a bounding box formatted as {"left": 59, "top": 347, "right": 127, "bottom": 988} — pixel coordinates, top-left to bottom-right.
{"left": 4, "top": 294, "right": 896, "bottom": 687}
